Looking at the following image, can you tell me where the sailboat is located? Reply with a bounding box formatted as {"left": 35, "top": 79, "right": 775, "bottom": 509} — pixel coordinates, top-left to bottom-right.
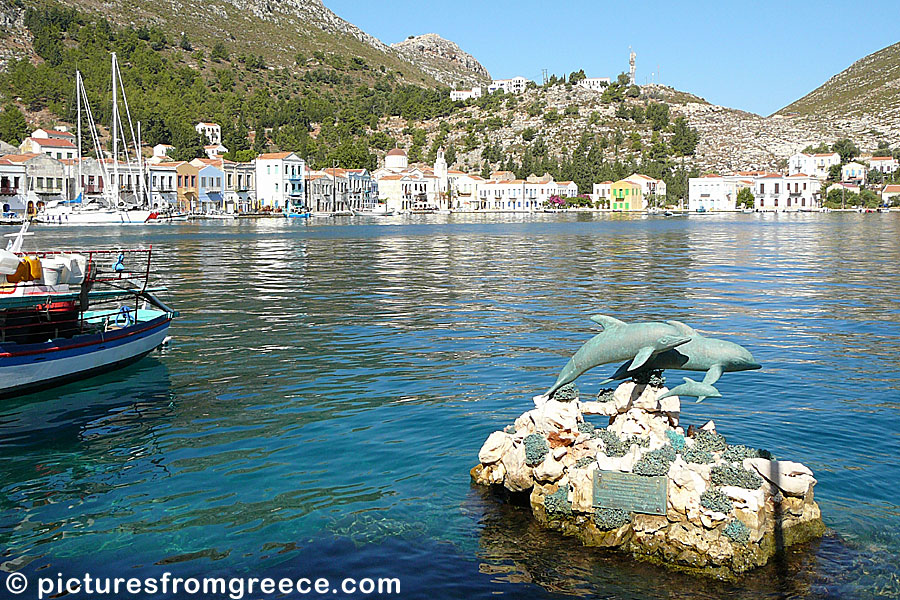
{"left": 36, "top": 53, "right": 152, "bottom": 225}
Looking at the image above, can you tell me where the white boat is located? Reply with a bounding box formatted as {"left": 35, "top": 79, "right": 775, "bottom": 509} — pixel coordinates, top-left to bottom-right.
{"left": 355, "top": 208, "right": 396, "bottom": 217}
{"left": 37, "top": 201, "right": 152, "bottom": 225}
{"left": 0, "top": 222, "right": 176, "bottom": 397}
{"left": 191, "top": 212, "right": 236, "bottom": 220}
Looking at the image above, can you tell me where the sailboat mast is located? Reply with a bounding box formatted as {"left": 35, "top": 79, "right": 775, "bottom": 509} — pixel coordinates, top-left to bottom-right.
{"left": 76, "top": 70, "right": 82, "bottom": 200}
{"left": 137, "top": 120, "right": 145, "bottom": 207}
{"left": 111, "top": 52, "right": 119, "bottom": 208}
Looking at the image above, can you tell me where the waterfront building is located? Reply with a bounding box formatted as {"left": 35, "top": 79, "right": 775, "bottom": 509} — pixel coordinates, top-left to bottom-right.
{"left": 841, "top": 162, "right": 867, "bottom": 185}
{"left": 450, "top": 87, "right": 482, "bottom": 101}
{"left": 487, "top": 77, "right": 530, "bottom": 95}
{"left": 19, "top": 135, "right": 76, "bottom": 161}
{"left": 0, "top": 158, "right": 27, "bottom": 213}
{"left": 176, "top": 159, "right": 224, "bottom": 213}
{"left": 866, "top": 156, "right": 898, "bottom": 175}
{"left": 624, "top": 173, "right": 667, "bottom": 201}
{"left": 195, "top": 122, "right": 222, "bottom": 145}
{"left": 610, "top": 180, "right": 643, "bottom": 211}
{"left": 689, "top": 174, "right": 739, "bottom": 211}
{"left": 788, "top": 152, "right": 840, "bottom": 179}
{"left": 148, "top": 162, "right": 179, "bottom": 209}
{"left": 754, "top": 173, "right": 820, "bottom": 211}
{"left": 557, "top": 181, "right": 578, "bottom": 197}
{"left": 446, "top": 170, "right": 482, "bottom": 210}
{"left": 575, "top": 77, "right": 611, "bottom": 92}
{"left": 221, "top": 159, "right": 256, "bottom": 213}
{"left": 373, "top": 148, "right": 440, "bottom": 211}
{"left": 345, "top": 168, "right": 376, "bottom": 211}
{"left": 255, "top": 151, "right": 305, "bottom": 210}
{"left": 3, "top": 153, "right": 70, "bottom": 210}
{"left": 881, "top": 184, "right": 900, "bottom": 204}
{"left": 591, "top": 181, "right": 613, "bottom": 207}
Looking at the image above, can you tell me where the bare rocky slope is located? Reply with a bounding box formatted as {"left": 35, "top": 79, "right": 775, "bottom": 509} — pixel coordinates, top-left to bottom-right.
{"left": 391, "top": 33, "right": 490, "bottom": 88}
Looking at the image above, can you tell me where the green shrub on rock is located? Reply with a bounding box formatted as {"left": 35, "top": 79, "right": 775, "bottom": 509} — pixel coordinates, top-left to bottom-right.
{"left": 593, "top": 507, "right": 631, "bottom": 530}
{"left": 680, "top": 447, "right": 714, "bottom": 464}
{"left": 722, "top": 444, "right": 774, "bottom": 463}
{"left": 710, "top": 463, "right": 763, "bottom": 490}
{"left": 723, "top": 519, "right": 750, "bottom": 544}
{"left": 700, "top": 488, "right": 734, "bottom": 513}
{"left": 633, "top": 445, "right": 676, "bottom": 476}
{"left": 577, "top": 421, "right": 595, "bottom": 435}
{"left": 524, "top": 433, "right": 549, "bottom": 466}
{"left": 596, "top": 388, "right": 615, "bottom": 403}
{"left": 693, "top": 429, "right": 727, "bottom": 453}
{"left": 632, "top": 369, "right": 665, "bottom": 386}
{"left": 544, "top": 487, "right": 573, "bottom": 517}
{"left": 551, "top": 383, "right": 579, "bottom": 402}
{"left": 574, "top": 456, "right": 595, "bottom": 468}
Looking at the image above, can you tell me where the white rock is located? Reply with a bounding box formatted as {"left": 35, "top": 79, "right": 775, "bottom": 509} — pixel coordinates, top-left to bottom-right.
{"left": 500, "top": 443, "right": 533, "bottom": 492}
{"left": 533, "top": 455, "right": 566, "bottom": 483}
{"left": 720, "top": 485, "right": 766, "bottom": 512}
{"left": 552, "top": 446, "right": 568, "bottom": 460}
{"left": 596, "top": 445, "right": 642, "bottom": 473}
{"left": 669, "top": 456, "right": 708, "bottom": 497}
{"left": 533, "top": 399, "right": 580, "bottom": 435}
{"left": 514, "top": 411, "right": 536, "bottom": 435}
{"left": 479, "top": 431, "right": 513, "bottom": 465}
{"left": 701, "top": 420, "right": 716, "bottom": 432}
{"left": 581, "top": 401, "right": 618, "bottom": 416}
{"left": 700, "top": 509, "right": 728, "bottom": 528}
{"left": 532, "top": 394, "right": 550, "bottom": 407}
{"left": 744, "top": 458, "right": 816, "bottom": 497}
{"left": 567, "top": 467, "right": 596, "bottom": 512}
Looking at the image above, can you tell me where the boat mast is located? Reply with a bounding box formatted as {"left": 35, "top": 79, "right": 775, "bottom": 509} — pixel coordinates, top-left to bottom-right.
{"left": 76, "top": 70, "right": 82, "bottom": 201}
{"left": 111, "top": 52, "right": 119, "bottom": 209}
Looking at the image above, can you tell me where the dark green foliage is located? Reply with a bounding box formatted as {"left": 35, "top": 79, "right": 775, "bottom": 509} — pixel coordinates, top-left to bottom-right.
{"left": 693, "top": 429, "right": 727, "bottom": 453}
{"left": 737, "top": 187, "right": 755, "bottom": 208}
{"left": 595, "top": 429, "right": 627, "bottom": 457}
{"left": 544, "top": 487, "right": 572, "bottom": 518}
{"left": 524, "top": 433, "right": 549, "bottom": 466}
{"left": 0, "top": 103, "right": 29, "bottom": 144}
{"left": 631, "top": 369, "right": 664, "bottom": 386}
{"left": 633, "top": 445, "right": 676, "bottom": 476}
{"left": 574, "top": 457, "right": 594, "bottom": 468}
{"left": 722, "top": 445, "right": 774, "bottom": 463}
{"left": 723, "top": 519, "right": 750, "bottom": 544}
{"left": 710, "top": 464, "right": 764, "bottom": 490}
{"left": 210, "top": 40, "right": 229, "bottom": 62}
{"left": 680, "top": 447, "right": 714, "bottom": 464}
{"left": 671, "top": 116, "right": 700, "bottom": 156}
{"left": 666, "top": 430, "right": 686, "bottom": 451}
{"left": 596, "top": 388, "right": 615, "bottom": 403}
{"left": 646, "top": 102, "right": 670, "bottom": 130}
{"left": 551, "top": 383, "right": 578, "bottom": 402}
{"left": 577, "top": 421, "right": 595, "bottom": 435}
{"left": 179, "top": 32, "right": 192, "bottom": 51}
{"left": 832, "top": 137, "right": 859, "bottom": 163}
{"left": 700, "top": 488, "right": 734, "bottom": 513}
{"left": 593, "top": 507, "right": 630, "bottom": 530}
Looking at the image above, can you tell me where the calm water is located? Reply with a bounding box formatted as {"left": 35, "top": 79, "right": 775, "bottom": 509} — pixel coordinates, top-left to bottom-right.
{"left": 2, "top": 213, "right": 899, "bottom": 599}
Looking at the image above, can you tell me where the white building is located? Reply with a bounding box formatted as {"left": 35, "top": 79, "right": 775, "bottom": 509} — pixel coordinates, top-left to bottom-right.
{"left": 754, "top": 173, "right": 821, "bottom": 211}
{"left": 841, "top": 162, "right": 867, "bottom": 185}
{"left": 487, "top": 77, "right": 530, "bottom": 95}
{"left": 624, "top": 173, "right": 667, "bottom": 200}
{"left": 152, "top": 144, "right": 174, "bottom": 159}
{"left": 0, "top": 158, "right": 27, "bottom": 213}
{"left": 195, "top": 122, "right": 222, "bottom": 145}
{"left": 255, "top": 152, "right": 305, "bottom": 210}
{"left": 446, "top": 170, "right": 483, "bottom": 210}
{"left": 576, "top": 77, "right": 611, "bottom": 92}
{"left": 19, "top": 136, "right": 76, "bottom": 161}
{"left": 591, "top": 181, "right": 613, "bottom": 206}
{"left": 148, "top": 162, "right": 179, "bottom": 209}
{"left": 477, "top": 175, "right": 576, "bottom": 211}
{"left": 373, "top": 148, "right": 442, "bottom": 212}
{"left": 866, "top": 156, "right": 898, "bottom": 175}
{"left": 204, "top": 143, "right": 229, "bottom": 159}
{"left": 689, "top": 174, "right": 740, "bottom": 211}
{"left": 450, "top": 86, "right": 482, "bottom": 101}
{"left": 788, "top": 152, "right": 840, "bottom": 179}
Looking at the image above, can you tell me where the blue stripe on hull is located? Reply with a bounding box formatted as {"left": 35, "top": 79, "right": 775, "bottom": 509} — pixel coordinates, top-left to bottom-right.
{"left": 0, "top": 316, "right": 170, "bottom": 367}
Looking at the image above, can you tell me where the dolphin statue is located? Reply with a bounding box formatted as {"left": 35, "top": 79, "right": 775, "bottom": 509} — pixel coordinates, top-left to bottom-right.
{"left": 537, "top": 315, "right": 692, "bottom": 402}
{"left": 599, "top": 320, "right": 761, "bottom": 402}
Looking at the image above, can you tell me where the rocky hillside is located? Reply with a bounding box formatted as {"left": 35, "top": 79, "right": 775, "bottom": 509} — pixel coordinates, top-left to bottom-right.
{"left": 391, "top": 33, "right": 490, "bottom": 88}
{"left": 775, "top": 41, "right": 900, "bottom": 145}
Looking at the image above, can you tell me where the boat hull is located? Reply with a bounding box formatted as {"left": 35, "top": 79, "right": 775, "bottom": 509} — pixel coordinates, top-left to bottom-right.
{"left": 36, "top": 209, "right": 153, "bottom": 225}
{"left": 0, "top": 311, "right": 171, "bottom": 397}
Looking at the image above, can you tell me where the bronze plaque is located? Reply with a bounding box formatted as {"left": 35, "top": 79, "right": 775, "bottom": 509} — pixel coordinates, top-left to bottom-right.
{"left": 593, "top": 470, "right": 667, "bottom": 515}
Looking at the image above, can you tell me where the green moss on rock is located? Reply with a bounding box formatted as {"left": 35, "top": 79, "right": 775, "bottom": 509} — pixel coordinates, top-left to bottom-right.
{"left": 593, "top": 507, "right": 631, "bottom": 530}
{"left": 710, "top": 463, "right": 763, "bottom": 490}
{"left": 544, "top": 486, "right": 573, "bottom": 518}
{"left": 574, "top": 457, "right": 595, "bottom": 468}
{"left": 633, "top": 445, "right": 676, "bottom": 476}
{"left": 577, "top": 421, "right": 595, "bottom": 435}
{"left": 524, "top": 433, "right": 549, "bottom": 466}
{"left": 595, "top": 428, "right": 628, "bottom": 457}
{"left": 722, "top": 444, "right": 774, "bottom": 463}
{"left": 700, "top": 488, "right": 734, "bottom": 513}
{"left": 551, "top": 383, "right": 579, "bottom": 402}
{"left": 680, "top": 447, "right": 714, "bottom": 464}
{"left": 666, "top": 430, "right": 686, "bottom": 451}
{"left": 596, "top": 388, "right": 616, "bottom": 403}
{"left": 693, "top": 429, "right": 727, "bottom": 453}
{"left": 724, "top": 519, "right": 750, "bottom": 544}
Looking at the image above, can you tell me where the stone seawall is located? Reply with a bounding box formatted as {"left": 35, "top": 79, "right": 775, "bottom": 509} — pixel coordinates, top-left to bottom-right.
{"left": 471, "top": 381, "right": 825, "bottom": 578}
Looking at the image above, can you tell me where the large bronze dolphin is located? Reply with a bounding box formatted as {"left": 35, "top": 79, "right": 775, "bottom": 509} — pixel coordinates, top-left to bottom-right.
{"left": 537, "top": 315, "right": 692, "bottom": 401}
{"left": 599, "top": 320, "right": 761, "bottom": 402}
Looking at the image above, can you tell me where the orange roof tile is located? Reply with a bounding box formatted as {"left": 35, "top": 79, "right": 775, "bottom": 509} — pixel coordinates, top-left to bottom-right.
{"left": 27, "top": 137, "right": 76, "bottom": 148}
{"left": 257, "top": 152, "right": 293, "bottom": 160}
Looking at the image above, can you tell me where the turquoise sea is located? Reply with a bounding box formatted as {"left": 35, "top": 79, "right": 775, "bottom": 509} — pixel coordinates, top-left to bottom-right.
{"left": 1, "top": 213, "right": 899, "bottom": 599}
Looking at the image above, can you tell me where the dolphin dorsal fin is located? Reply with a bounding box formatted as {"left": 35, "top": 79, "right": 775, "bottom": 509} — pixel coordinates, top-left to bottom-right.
{"left": 590, "top": 315, "right": 627, "bottom": 329}
{"left": 665, "top": 320, "right": 696, "bottom": 336}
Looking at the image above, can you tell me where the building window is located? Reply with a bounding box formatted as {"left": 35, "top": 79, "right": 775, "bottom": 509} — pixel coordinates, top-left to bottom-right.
{"left": 774, "top": 183, "right": 779, "bottom": 194}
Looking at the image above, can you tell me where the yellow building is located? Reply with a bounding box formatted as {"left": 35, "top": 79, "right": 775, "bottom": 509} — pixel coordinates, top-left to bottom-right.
{"left": 610, "top": 180, "right": 644, "bottom": 211}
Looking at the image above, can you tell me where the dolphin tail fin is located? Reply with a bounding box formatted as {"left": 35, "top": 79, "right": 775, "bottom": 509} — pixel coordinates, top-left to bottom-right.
{"left": 590, "top": 315, "right": 627, "bottom": 330}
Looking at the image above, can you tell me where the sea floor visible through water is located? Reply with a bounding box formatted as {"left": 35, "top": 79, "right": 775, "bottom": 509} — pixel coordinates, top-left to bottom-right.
{"left": 1, "top": 212, "right": 899, "bottom": 599}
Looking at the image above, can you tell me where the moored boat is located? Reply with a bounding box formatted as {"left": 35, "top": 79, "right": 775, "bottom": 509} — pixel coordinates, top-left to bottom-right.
{"left": 0, "top": 222, "right": 177, "bottom": 397}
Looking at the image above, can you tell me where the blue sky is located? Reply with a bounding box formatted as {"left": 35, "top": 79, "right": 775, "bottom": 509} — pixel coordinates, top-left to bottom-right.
{"left": 324, "top": 0, "right": 899, "bottom": 116}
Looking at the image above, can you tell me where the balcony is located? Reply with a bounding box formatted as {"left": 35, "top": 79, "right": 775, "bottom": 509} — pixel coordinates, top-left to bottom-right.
{"left": 83, "top": 184, "right": 103, "bottom": 194}
{"left": 0, "top": 186, "right": 19, "bottom": 195}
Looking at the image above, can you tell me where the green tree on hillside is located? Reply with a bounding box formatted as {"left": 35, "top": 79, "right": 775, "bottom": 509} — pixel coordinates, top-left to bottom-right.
{"left": 646, "top": 102, "right": 669, "bottom": 130}
{"left": 179, "top": 32, "right": 192, "bottom": 51}
{"left": 210, "top": 41, "right": 229, "bottom": 62}
{"left": 670, "top": 116, "right": 699, "bottom": 156}
{"left": 832, "top": 138, "right": 859, "bottom": 163}
{"left": 0, "top": 104, "right": 29, "bottom": 144}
